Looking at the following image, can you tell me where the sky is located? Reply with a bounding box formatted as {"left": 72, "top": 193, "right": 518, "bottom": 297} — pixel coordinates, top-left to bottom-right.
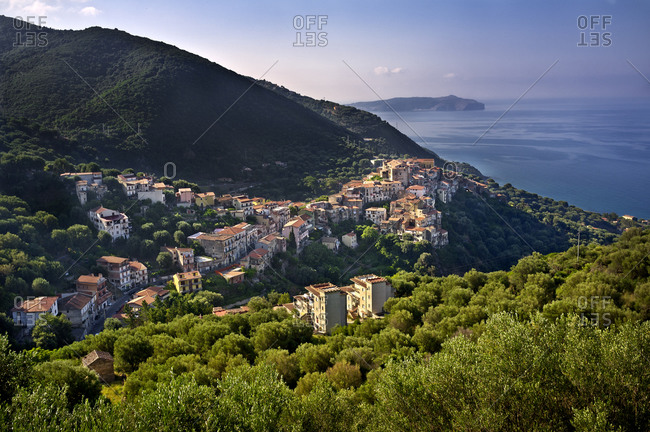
{"left": 1, "top": 0, "right": 649, "bottom": 103}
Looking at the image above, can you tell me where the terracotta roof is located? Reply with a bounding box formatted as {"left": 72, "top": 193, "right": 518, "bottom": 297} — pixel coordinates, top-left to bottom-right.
{"left": 175, "top": 271, "right": 201, "bottom": 280}
{"left": 135, "top": 287, "right": 169, "bottom": 298}
{"left": 59, "top": 293, "right": 93, "bottom": 310}
{"left": 248, "top": 248, "right": 269, "bottom": 259}
{"left": 76, "top": 275, "right": 104, "bottom": 285}
{"left": 129, "top": 261, "right": 147, "bottom": 271}
{"left": 98, "top": 256, "right": 128, "bottom": 264}
{"left": 11, "top": 296, "right": 58, "bottom": 313}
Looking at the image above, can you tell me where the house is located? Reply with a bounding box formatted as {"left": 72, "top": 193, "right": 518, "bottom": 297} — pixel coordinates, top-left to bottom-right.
{"left": 96, "top": 256, "right": 131, "bottom": 291}
{"left": 348, "top": 274, "right": 394, "bottom": 319}
{"left": 365, "top": 207, "right": 387, "bottom": 225}
{"left": 75, "top": 180, "right": 107, "bottom": 205}
{"left": 76, "top": 274, "right": 112, "bottom": 314}
{"left": 96, "top": 257, "right": 148, "bottom": 292}
{"left": 58, "top": 293, "right": 94, "bottom": 333}
{"left": 120, "top": 286, "right": 170, "bottom": 316}
{"left": 379, "top": 160, "right": 411, "bottom": 187}
{"left": 89, "top": 207, "right": 131, "bottom": 240}
{"left": 195, "top": 256, "right": 216, "bottom": 273}
{"left": 82, "top": 350, "right": 114, "bottom": 383}
{"left": 406, "top": 185, "right": 426, "bottom": 198}
{"left": 195, "top": 192, "right": 216, "bottom": 208}
{"left": 217, "top": 267, "right": 245, "bottom": 284}
{"left": 60, "top": 171, "right": 103, "bottom": 185}
{"left": 256, "top": 233, "right": 287, "bottom": 255}
{"left": 161, "top": 247, "right": 195, "bottom": 272}
{"left": 195, "top": 230, "right": 247, "bottom": 267}
{"left": 129, "top": 261, "right": 149, "bottom": 288}
{"left": 137, "top": 184, "right": 165, "bottom": 203}
{"left": 176, "top": 188, "right": 194, "bottom": 207}
{"left": 172, "top": 271, "right": 202, "bottom": 294}
{"left": 10, "top": 296, "right": 59, "bottom": 330}
{"left": 233, "top": 196, "right": 255, "bottom": 217}
{"left": 295, "top": 283, "right": 348, "bottom": 334}
{"left": 134, "top": 286, "right": 170, "bottom": 301}
{"left": 342, "top": 232, "right": 358, "bottom": 248}
{"left": 117, "top": 174, "right": 151, "bottom": 197}
{"left": 321, "top": 236, "right": 340, "bottom": 251}
{"left": 282, "top": 216, "right": 313, "bottom": 250}
{"left": 240, "top": 248, "right": 270, "bottom": 272}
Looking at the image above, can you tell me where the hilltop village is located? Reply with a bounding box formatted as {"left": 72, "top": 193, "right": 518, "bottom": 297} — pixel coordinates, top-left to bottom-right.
{"left": 13, "top": 158, "right": 491, "bottom": 338}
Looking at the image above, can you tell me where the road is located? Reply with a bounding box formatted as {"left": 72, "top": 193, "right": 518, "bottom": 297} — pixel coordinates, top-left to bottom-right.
{"left": 88, "top": 285, "right": 142, "bottom": 334}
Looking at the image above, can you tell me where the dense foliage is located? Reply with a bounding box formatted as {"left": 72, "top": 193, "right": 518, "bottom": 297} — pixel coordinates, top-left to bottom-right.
{"left": 0, "top": 228, "right": 647, "bottom": 431}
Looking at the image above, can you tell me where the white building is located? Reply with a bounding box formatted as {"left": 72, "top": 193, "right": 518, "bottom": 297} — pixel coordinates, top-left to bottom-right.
{"left": 89, "top": 207, "right": 131, "bottom": 240}
{"left": 10, "top": 296, "right": 59, "bottom": 330}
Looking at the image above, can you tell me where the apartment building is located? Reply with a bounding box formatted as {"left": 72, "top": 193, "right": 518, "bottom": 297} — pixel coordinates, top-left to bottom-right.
{"left": 89, "top": 207, "right": 131, "bottom": 240}
{"left": 295, "top": 282, "right": 348, "bottom": 334}
{"left": 172, "top": 271, "right": 203, "bottom": 294}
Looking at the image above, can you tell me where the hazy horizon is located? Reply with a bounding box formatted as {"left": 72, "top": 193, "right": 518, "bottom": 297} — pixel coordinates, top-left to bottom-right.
{"left": 1, "top": 0, "right": 648, "bottom": 104}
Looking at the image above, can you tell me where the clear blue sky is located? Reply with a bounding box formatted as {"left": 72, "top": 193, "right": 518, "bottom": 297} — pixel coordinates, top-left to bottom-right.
{"left": 2, "top": 0, "right": 649, "bottom": 103}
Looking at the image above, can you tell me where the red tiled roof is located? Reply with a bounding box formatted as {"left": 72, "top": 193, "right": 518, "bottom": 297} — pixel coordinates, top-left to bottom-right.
{"left": 11, "top": 296, "right": 58, "bottom": 313}
{"left": 98, "top": 256, "right": 128, "bottom": 265}
{"left": 59, "top": 293, "right": 93, "bottom": 310}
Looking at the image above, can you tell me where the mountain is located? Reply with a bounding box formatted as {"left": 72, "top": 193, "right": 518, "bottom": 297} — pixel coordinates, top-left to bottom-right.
{"left": 351, "top": 95, "right": 485, "bottom": 112}
{"left": 0, "top": 16, "right": 437, "bottom": 187}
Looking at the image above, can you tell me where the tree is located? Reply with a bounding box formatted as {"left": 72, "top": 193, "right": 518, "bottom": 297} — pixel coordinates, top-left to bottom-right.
{"left": 173, "top": 230, "right": 186, "bottom": 246}
{"left": 0, "top": 334, "right": 32, "bottom": 403}
{"left": 156, "top": 252, "right": 173, "bottom": 269}
{"left": 153, "top": 230, "right": 172, "bottom": 247}
{"left": 32, "top": 360, "right": 102, "bottom": 407}
{"left": 103, "top": 317, "right": 124, "bottom": 331}
{"left": 414, "top": 252, "right": 436, "bottom": 276}
{"left": 31, "top": 278, "right": 52, "bottom": 296}
{"left": 325, "top": 361, "right": 363, "bottom": 390}
{"left": 114, "top": 334, "right": 154, "bottom": 373}
{"left": 32, "top": 313, "right": 73, "bottom": 349}
{"left": 247, "top": 296, "right": 272, "bottom": 312}
{"left": 361, "top": 226, "right": 379, "bottom": 242}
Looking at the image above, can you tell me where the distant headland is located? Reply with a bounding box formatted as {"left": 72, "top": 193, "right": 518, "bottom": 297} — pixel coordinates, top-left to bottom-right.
{"left": 350, "top": 95, "right": 485, "bottom": 112}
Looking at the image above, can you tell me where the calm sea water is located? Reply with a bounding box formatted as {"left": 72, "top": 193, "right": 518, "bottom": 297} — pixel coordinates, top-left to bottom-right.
{"left": 369, "top": 98, "right": 650, "bottom": 219}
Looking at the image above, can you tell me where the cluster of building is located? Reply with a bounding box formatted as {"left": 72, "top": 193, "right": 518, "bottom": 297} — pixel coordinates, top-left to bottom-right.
{"left": 11, "top": 273, "right": 113, "bottom": 338}
{"left": 292, "top": 274, "right": 394, "bottom": 334}
{"left": 60, "top": 172, "right": 107, "bottom": 205}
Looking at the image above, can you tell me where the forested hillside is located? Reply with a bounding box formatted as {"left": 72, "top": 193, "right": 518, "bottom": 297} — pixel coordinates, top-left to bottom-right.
{"left": 0, "top": 16, "right": 434, "bottom": 188}
{"left": 1, "top": 228, "right": 648, "bottom": 431}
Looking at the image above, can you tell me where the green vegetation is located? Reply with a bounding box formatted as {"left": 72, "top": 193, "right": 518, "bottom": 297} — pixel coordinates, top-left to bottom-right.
{"left": 0, "top": 228, "right": 647, "bottom": 431}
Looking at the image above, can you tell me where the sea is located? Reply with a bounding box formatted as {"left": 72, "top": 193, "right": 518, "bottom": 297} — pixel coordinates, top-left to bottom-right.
{"left": 368, "top": 98, "right": 650, "bottom": 220}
